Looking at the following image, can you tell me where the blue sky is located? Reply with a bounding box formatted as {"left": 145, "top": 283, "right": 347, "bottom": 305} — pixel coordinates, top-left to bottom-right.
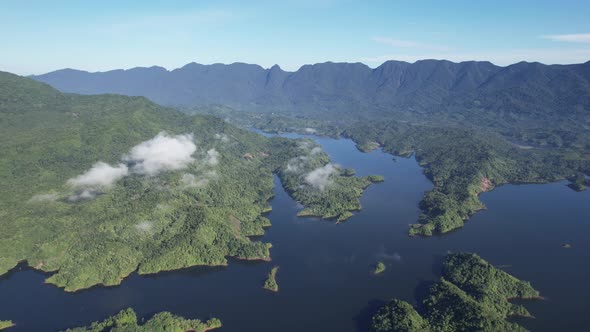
{"left": 2, "top": 0, "right": 590, "bottom": 74}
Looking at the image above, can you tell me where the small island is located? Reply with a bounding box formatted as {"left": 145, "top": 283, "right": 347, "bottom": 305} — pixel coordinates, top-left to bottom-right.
{"left": 370, "top": 253, "right": 541, "bottom": 332}
{"left": 64, "top": 308, "right": 221, "bottom": 332}
{"left": 280, "top": 144, "right": 382, "bottom": 222}
{"left": 342, "top": 168, "right": 356, "bottom": 176}
{"left": 0, "top": 321, "right": 14, "bottom": 331}
{"left": 263, "top": 266, "right": 280, "bottom": 292}
{"left": 567, "top": 174, "right": 589, "bottom": 192}
{"left": 367, "top": 175, "right": 385, "bottom": 183}
{"left": 562, "top": 243, "right": 572, "bottom": 249}
{"left": 372, "top": 262, "right": 386, "bottom": 275}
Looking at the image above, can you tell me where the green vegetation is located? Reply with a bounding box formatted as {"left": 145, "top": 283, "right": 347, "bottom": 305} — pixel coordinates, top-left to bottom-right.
{"left": 0, "top": 72, "right": 375, "bottom": 291}
{"left": 342, "top": 168, "right": 356, "bottom": 176}
{"left": 191, "top": 92, "right": 589, "bottom": 236}
{"left": 373, "top": 262, "right": 386, "bottom": 275}
{"left": 276, "top": 139, "right": 380, "bottom": 222}
{"left": 344, "top": 121, "right": 590, "bottom": 236}
{"left": 370, "top": 253, "right": 541, "bottom": 332}
{"left": 64, "top": 308, "right": 221, "bottom": 332}
{"left": 263, "top": 266, "right": 279, "bottom": 292}
{"left": 370, "top": 299, "right": 431, "bottom": 332}
{"left": 237, "top": 114, "right": 589, "bottom": 235}
{"left": 0, "top": 321, "right": 14, "bottom": 330}
{"left": 567, "top": 174, "right": 589, "bottom": 191}
{"left": 367, "top": 175, "right": 385, "bottom": 183}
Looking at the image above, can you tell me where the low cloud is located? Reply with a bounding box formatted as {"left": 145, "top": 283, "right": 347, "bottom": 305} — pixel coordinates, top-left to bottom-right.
{"left": 135, "top": 220, "right": 153, "bottom": 233}
{"left": 68, "top": 189, "right": 98, "bottom": 202}
{"left": 214, "top": 133, "right": 230, "bottom": 143}
{"left": 297, "top": 140, "right": 313, "bottom": 151}
{"left": 28, "top": 193, "right": 59, "bottom": 203}
{"left": 205, "top": 149, "right": 220, "bottom": 166}
{"left": 181, "top": 170, "right": 218, "bottom": 189}
{"left": 305, "top": 163, "right": 338, "bottom": 191}
{"left": 304, "top": 127, "right": 317, "bottom": 134}
{"left": 67, "top": 162, "right": 129, "bottom": 189}
{"left": 541, "top": 33, "right": 590, "bottom": 43}
{"left": 310, "top": 147, "right": 322, "bottom": 155}
{"left": 63, "top": 132, "right": 222, "bottom": 201}
{"left": 285, "top": 156, "right": 308, "bottom": 173}
{"left": 377, "top": 245, "right": 402, "bottom": 262}
{"left": 126, "top": 132, "right": 197, "bottom": 175}
{"left": 379, "top": 252, "right": 402, "bottom": 262}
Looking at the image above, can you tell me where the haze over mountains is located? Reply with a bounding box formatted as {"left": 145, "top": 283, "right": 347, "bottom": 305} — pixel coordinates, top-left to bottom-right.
{"left": 32, "top": 60, "right": 590, "bottom": 118}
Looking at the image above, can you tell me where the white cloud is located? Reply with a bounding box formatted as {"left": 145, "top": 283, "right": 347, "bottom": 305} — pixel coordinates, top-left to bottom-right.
{"left": 305, "top": 163, "right": 338, "bottom": 191}
{"left": 126, "top": 132, "right": 197, "bottom": 175}
{"left": 541, "top": 33, "right": 590, "bottom": 43}
{"left": 297, "top": 140, "right": 313, "bottom": 150}
{"left": 214, "top": 133, "right": 230, "bottom": 143}
{"left": 285, "top": 156, "right": 308, "bottom": 173}
{"left": 304, "top": 127, "right": 317, "bottom": 134}
{"left": 205, "top": 149, "right": 220, "bottom": 166}
{"left": 28, "top": 193, "right": 59, "bottom": 203}
{"left": 310, "top": 147, "right": 322, "bottom": 155}
{"left": 68, "top": 189, "right": 98, "bottom": 202}
{"left": 62, "top": 132, "right": 224, "bottom": 201}
{"left": 135, "top": 220, "right": 153, "bottom": 233}
{"left": 67, "top": 162, "right": 129, "bottom": 189}
{"left": 181, "top": 170, "right": 218, "bottom": 189}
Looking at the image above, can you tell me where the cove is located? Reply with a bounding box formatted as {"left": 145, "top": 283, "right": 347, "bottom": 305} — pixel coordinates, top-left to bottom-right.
{"left": 0, "top": 134, "right": 588, "bottom": 331}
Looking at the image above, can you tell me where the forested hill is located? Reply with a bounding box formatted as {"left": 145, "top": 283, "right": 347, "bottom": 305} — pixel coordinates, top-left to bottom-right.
{"left": 32, "top": 60, "right": 590, "bottom": 120}
{"left": 0, "top": 72, "right": 377, "bottom": 291}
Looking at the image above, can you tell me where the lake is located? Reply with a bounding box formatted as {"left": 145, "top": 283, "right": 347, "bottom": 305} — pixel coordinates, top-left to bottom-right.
{"left": 0, "top": 133, "right": 589, "bottom": 331}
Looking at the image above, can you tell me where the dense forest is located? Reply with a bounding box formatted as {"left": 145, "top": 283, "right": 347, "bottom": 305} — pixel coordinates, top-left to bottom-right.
{"left": 263, "top": 265, "right": 279, "bottom": 292}
{"left": 344, "top": 121, "right": 590, "bottom": 235}
{"left": 370, "top": 253, "right": 541, "bottom": 332}
{"left": 63, "top": 308, "right": 221, "bottom": 332}
{"left": 0, "top": 72, "right": 376, "bottom": 291}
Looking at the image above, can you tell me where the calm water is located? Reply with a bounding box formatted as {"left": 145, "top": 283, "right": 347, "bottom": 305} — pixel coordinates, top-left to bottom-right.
{"left": 0, "top": 134, "right": 589, "bottom": 331}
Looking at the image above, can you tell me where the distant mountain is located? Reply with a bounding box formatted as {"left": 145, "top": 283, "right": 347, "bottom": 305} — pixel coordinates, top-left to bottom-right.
{"left": 31, "top": 60, "right": 590, "bottom": 126}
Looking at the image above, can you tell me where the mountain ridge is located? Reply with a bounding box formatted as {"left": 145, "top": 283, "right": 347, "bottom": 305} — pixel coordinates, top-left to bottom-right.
{"left": 31, "top": 60, "right": 590, "bottom": 123}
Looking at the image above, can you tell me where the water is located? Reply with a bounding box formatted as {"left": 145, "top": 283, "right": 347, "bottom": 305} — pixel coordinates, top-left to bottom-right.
{"left": 1, "top": 134, "right": 589, "bottom": 331}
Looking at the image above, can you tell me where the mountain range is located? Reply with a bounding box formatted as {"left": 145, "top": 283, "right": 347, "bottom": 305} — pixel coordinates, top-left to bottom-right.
{"left": 31, "top": 60, "right": 590, "bottom": 122}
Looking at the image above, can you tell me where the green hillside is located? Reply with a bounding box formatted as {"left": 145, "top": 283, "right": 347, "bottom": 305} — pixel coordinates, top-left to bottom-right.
{"left": 64, "top": 308, "right": 221, "bottom": 332}
{"left": 370, "top": 253, "right": 540, "bottom": 332}
{"left": 0, "top": 72, "right": 375, "bottom": 291}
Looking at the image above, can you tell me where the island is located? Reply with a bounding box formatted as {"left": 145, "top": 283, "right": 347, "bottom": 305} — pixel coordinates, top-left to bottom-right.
{"left": 64, "top": 308, "right": 221, "bottom": 332}
{"left": 567, "top": 174, "right": 589, "bottom": 192}
{"left": 263, "top": 266, "right": 280, "bottom": 292}
{"left": 367, "top": 175, "right": 385, "bottom": 183}
{"left": 372, "top": 262, "right": 386, "bottom": 275}
{"left": 370, "top": 253, "right": 541, "bottom": 332}
{"left": 0, "top": 321, "right": 14, "bottom": 331}
{"left": 278, "top": 143, "right": 382, "bottom": 222}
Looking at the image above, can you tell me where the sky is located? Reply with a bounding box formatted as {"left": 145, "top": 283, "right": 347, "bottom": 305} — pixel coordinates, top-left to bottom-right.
{"left": 2, "top": 0, "right": 590, "bottom": 75}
